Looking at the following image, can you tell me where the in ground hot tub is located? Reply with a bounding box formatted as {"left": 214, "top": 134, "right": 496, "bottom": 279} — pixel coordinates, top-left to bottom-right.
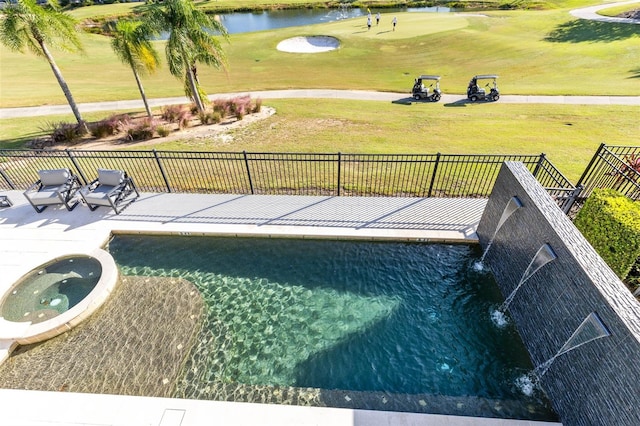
{"left": 0, "top": 248, "right": 118, "bottom": 348}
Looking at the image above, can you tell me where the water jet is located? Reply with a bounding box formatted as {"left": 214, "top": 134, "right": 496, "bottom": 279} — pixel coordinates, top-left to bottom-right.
{"left": 479, "top": 196, "right": 523, "bottom": 264}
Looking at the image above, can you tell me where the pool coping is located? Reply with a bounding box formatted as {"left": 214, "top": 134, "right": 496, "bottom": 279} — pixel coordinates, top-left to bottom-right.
{"left": 0, "top": 191, "right": 562, "bottom": 426}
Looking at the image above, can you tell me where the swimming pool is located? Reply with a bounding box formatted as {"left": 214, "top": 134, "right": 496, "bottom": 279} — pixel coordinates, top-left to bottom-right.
{"left": 107, "top": 236, "right": 557, "bottom": 421}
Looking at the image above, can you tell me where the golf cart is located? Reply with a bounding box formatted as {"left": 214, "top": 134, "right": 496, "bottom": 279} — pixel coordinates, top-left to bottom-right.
{"left": 467, "top": 74, "right": 499, "bottom": 102}
{"left": 412, "top": 75, "right": 442, "bottom": 102}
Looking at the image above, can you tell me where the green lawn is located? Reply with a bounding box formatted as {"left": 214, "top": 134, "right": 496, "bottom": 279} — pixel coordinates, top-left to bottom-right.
{"left": 66, "top": 2, "right": 142, "bottom": 20}
{"left": 1, "top": 6, "right": 639, "bottom": 108}
{"left": 597, "top": 4, "right": 640, "bottom": 17}
{"left": 2, "top": 100, "right": 636, "bottom": 183}
{"left": 1, "top": 1, "right": 638, "bottom": 184}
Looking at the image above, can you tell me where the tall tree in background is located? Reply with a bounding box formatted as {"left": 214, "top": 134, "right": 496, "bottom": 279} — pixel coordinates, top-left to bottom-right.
{"left": 0, "top": 0, "right": 85, "bottom": 127}
{"left": 110, "top": 20, "right": 160, "bottom": 118}
{"left": 145, "top": 0, "right": 228, "bottom": 113}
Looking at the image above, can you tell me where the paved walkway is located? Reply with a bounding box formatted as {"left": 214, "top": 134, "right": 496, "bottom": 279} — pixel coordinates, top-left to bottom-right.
{"left": 0, "top": 192, "right": 566, "bottom": 426}
{"left": 570, "top": 0, "right": 640, "bottom": 24}
{"left": 1, "top": 90, "right": 639, "bottom": 118}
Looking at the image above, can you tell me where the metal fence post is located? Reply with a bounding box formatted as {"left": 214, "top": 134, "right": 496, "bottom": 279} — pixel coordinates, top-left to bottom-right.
{"left": 562, "top": 185, "right": 583, "bottom": 214}
{"left": 0, "top": 168, "right": 16, "bottom": 189}
{"left": 152, "top": 150, "right": 172, "bottom": 192}
{"left": 65, "top": 149, "right": 88, "bottom": 184}
{"left": 243, "top": 151, "right": 254, "bottom": 194}
{"left": 532, "top": 153, "right": 546, "bottom": 178}
{"left": 575, "top": 142, "right": 606, "bottom": 189}
{"left": 427, "top": 153, "right": 441, "bottom": 197}
{"left": 337, "top": 152, "right": 341, "bottom": 196}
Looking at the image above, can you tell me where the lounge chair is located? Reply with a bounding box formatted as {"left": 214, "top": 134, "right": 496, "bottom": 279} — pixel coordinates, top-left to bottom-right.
{"left": 80, "top": 169, "right": 139, "bottom": 215}
{"left": 23, "top": 168, "right": 82, "bottom": 213}
{"left": 0, "top": 195, "right": 11, "bottom": 208}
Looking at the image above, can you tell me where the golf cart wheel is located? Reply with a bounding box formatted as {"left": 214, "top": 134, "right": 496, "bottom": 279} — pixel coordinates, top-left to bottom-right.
{"left": 413, "top": 94, "right": 422, "bottom": 101}
{"left": 493, "top": 94, "right": 500, "bottom": 101}
{"left": 470, "top": 95, "right": 478, "bottom": 102}
{"left": 432, "top": 94, "right": 441, "bottom": 102}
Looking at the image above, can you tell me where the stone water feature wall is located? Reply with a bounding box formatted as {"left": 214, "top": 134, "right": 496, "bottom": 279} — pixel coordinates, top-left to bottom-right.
{"left": 476, "top": 162, "right": 640, "bottom": 426}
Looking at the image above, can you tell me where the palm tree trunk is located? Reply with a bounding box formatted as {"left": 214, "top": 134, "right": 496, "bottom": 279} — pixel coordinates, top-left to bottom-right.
{"left": 186, "top": 67, "right": 204, "bottom": 113}
{"left": 132, "top": 68, "right": 153, "bottom": 118}
{"left": 39, "top": 40, "right": 87, "bottom": 131}
{"left": 181, "top": 48, "right": 204, "bottom": 113}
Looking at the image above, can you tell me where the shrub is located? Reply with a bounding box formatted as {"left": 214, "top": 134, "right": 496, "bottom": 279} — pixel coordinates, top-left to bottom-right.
{"left": 198, "top": 111, "right": 222, "bottom": 125}
{"left": 574, "top": 188, "right": 640, "bottom": 281}
{"left": 89, "top": 114, "right": 130, "bottom": 138}
{"left": 40, "top": 121, "right": 86, "bottom": 144}
{"left": 156, "top": 125, "right": 171, "bottom": 137}
{"left": 211, "top": 96, "right": 258, "bottom": 120}
{"left": 252, "top": 98, "right": 262, "bottom": 113}
{"left": 231, "top": 95, "right": 251, "bottom": 113}
{"left": 89, "top": 121, "right": 114, "bottom": 139}
{"left": 213, "top": 98, "right": 231, "bottom": 116}
{"left": 229, "top": 95, "right": 252, "bottom": 121}
{"left": 123, "top": 118, "right": 157, "bottom": 141}
{"left": 161, "top": 105, "right": 192, "bottom": 129}
{"left": 161, "top": 104, "right": 182, "bottom": 122}
{"left": 211, "top": 111, "right": 222, "bottom": 124}
{"left": 234, "top": 105, "right": 246, "bottom": 120}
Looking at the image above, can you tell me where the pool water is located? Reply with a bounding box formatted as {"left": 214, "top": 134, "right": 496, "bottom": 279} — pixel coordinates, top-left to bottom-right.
{"left": 107, "top": 236, "right": 557, "bottom": 420}
{"left": 1, "top": 256, "right": 101, "bottom": 324}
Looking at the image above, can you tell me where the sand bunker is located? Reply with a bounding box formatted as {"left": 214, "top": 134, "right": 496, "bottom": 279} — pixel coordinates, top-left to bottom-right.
{"left": 277, "top": 36, "right": 340, "bottom": 53}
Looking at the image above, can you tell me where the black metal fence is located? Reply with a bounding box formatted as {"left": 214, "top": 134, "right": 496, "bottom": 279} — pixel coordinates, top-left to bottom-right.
{"left": 0, "top": 149, "right": 576, "bottom": 206}
{"left": 575, "top": 143, "right": 640, "bottom": 202}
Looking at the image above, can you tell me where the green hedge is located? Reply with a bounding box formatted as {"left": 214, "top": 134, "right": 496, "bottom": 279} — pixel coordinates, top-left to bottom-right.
{"left": 574, "top": 188, "right": 640, "bottom": 280}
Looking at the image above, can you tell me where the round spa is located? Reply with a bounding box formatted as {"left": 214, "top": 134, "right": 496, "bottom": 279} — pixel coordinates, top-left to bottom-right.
{"left": 0, "top": 249, "right": 118, "bottom": 345}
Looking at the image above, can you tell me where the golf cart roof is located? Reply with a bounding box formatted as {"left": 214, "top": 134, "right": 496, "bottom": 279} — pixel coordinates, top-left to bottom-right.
{"left": 474, "top": 74, "right": 498, "bottom": 80}
{"left": 417, "top": 75, "right": 440, "bottom": 81}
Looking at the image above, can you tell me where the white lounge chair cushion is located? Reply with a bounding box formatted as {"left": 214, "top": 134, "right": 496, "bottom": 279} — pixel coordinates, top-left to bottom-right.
{"left": 38, "top": 169, "right": 70, "bottom": 186}
{"left": 28, "top": 188, "right": 63, "bottom": 204}
{"left": 98, "top": 169, "right": 125, "bottom": 187}
{"left": 83, "top": 185, "right": 114, "bottom": 206}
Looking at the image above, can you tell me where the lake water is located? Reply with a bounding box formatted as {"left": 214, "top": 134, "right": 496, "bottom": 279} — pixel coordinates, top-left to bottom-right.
{"left": 217, "top": 6, "right": 454, "bottom": 34}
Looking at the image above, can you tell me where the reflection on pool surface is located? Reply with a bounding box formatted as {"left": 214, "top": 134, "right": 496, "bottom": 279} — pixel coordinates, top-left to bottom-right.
{"left": 108, "top": 236, "right": 558, "bottom": 421}
{"left": 1, "top": 256, "right": 102, "bottom": 325}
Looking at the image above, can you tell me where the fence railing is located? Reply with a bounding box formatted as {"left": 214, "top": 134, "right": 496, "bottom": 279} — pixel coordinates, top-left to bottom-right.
{"left": 576, "top": 143, "right": 640, "bottom": 202}
{"left": 0, "top": 149, "right": 576, "bottom": 204}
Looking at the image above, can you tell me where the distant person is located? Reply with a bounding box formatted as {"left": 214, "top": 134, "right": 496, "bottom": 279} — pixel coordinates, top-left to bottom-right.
{"left": 392, "top": 16, "right": 397, "bottom": 31}
{"left": 367, "top": 15, "right": 372, "bottom": 31}
{"left": 468, "top": 77, "right": 478, "bottom": 95}
{"left": 376, "top": 12, "right": 380, "bottom": 26}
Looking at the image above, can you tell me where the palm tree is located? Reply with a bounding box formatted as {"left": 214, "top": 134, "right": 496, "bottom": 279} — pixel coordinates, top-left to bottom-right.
{"left": 145, "top": 0, "right": 228, "bottom": 114}
{"left": 110, "top": 20, "right": 160, "bottom": 119}
{"left": 0, "top": 0, "right": 86, "bottom": 127}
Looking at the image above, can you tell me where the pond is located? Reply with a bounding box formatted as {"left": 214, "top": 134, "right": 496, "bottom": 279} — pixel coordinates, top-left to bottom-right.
{"left": 217, "top": 6, "right": 455, "bottom": 34}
